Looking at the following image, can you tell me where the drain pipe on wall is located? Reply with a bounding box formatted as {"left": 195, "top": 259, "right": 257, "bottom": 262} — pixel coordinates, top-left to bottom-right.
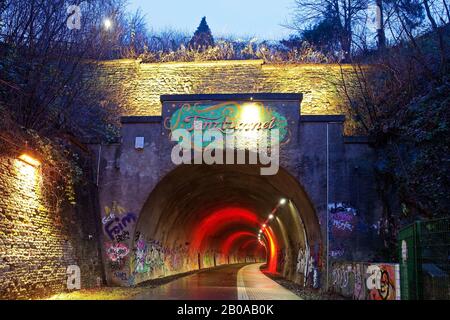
{"left": 325, "top": 123, "right": 330, "bottom": 291}
{"left": 96, "top": 144, "right": 102, "bottom": 186}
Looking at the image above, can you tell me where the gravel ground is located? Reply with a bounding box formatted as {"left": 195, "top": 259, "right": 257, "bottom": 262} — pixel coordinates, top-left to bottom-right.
{"left": 47, "top": 269, "right": 202, "bottom": 300}
{"left": 263, "top": 272, "right": 346, "bottom": 300}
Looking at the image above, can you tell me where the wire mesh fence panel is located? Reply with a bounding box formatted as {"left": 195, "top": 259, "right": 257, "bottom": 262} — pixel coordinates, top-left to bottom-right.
{"left": 419, "top": 218, "right": 450, "bottom": 300}
{"left": 399, "top": 218, "right": 450, "bottom": 300}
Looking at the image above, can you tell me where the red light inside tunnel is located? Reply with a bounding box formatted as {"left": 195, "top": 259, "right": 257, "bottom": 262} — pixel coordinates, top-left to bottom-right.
{"left": 240, "top": 238, "right": 258, "bottom": 250}
{"left": 190, "top": 206, "right": 279, "bottom": 271}
{"left": 263, "top": 226, "right": 277, "bottom": 273}
{"left": 221, "top": 231, "right": 255, "bottom": 257}
{"left": 191, "top": 207, "right": 259, "bottom": 253}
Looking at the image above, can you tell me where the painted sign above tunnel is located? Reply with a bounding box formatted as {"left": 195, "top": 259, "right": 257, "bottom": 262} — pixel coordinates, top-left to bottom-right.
{"left": 162, "top": 96, "right": 295, "bottom": 149}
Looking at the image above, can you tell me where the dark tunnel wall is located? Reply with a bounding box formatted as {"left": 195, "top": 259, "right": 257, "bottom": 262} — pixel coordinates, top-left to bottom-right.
{"left": 130, "top": 163, "right": 321, "bottom": 285}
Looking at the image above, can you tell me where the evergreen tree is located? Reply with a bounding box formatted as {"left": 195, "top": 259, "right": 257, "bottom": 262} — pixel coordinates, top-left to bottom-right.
{"left": 188, "top": 16, "right": 215, "bottom": 50}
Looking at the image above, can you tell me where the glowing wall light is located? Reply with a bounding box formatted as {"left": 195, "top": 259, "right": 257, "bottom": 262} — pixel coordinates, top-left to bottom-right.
{"left": 18, "top": 154, "right": 41, "bottom": 168}
{"left": 103, "top": 18, "right": 113, "bottom": 30}
{"left": 240, "top": 103, "right": 261, "bottom": 123}
{"left": 239, "top": 103, "right": 261, "bottom": 143}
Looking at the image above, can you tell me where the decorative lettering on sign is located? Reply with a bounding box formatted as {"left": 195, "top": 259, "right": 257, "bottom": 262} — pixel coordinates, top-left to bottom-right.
{"left": 164, "top": 102, "right": 289, "bottom": 146}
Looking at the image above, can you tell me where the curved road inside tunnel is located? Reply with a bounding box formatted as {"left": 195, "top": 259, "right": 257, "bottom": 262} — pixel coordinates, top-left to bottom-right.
{"left": 133, "top": 263, "right": 300, "bottom": 300}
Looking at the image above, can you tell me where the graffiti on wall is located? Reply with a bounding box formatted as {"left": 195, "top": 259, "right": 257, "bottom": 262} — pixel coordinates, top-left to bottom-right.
{"left": 276, "top": 248, "right": 286, "bottom": 272}
{"left": 331, "top": 263, "right": 365, "bottom": 299}
{"left": 330, "top": 262, "right": 400, "bottom": 300}
{"left": 329, "top": 202, "right": 357, "bottom": 236}
{"left": 101, "top": 202, "right": 137, "bottom": 283}
{"left": 102, "top": 201, "right": 136, "bottom": 243}
{"left": 106, "top": 242, "right": 130, "bottom": 262}
{"left": 296, "top": 244, "right": 320, "bottom": 289}
{"left": 132, "top": 232, "right": 192, "bottom": 279}
{"left": 104, "top": 212, "right": 136, "bottom": 241}
{"left": 366, "top": 264, "right": 398, "bottom": 300}
{"left": 328, "top": 202, "right": 369, "bottom": 260}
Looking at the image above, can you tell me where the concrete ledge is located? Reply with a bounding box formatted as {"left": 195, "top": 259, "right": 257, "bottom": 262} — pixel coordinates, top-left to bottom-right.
{"left": 300, "top": 115, "right": 345, "bottom": 122}
{"left": 140, "top": 59, "right": 265, "bottom": 68}
{"left": 160, "top": 93, "right": 303, "bottom": 102}
{"left": 121, "top": 116, "right": 163, "bottom": 124}
{"left": 344, "top": 136, "right": 371, "bottom": 144}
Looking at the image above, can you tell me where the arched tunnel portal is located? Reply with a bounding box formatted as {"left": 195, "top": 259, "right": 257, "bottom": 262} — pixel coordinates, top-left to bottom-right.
{"left": 130, "top": 163, "right": 322, "bottom": 286}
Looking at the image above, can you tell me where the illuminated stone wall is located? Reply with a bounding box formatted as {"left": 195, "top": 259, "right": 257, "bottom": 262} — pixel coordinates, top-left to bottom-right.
{"left": 0, "top": 155, "right": 103, "bottom": 299}
{"left": 95, "top": 59, "right": 352, "bottom": 116}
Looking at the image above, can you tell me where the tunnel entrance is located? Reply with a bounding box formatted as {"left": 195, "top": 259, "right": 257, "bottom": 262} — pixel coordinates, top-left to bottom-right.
{"left": 130, "top": 163, "right": 322, "bottom": 286}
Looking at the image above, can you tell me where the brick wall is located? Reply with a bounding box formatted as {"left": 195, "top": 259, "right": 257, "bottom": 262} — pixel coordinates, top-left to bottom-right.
{"left": 0, "top": 154, "right": 103, "bottom": 299}
{"left": 94, "top": 59, "right": 356, "bottom": 117}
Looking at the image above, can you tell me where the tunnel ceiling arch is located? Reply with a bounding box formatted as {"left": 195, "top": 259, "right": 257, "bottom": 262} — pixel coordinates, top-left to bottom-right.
{"left": 131, "top": 163, "right": 322, "bottom": 283}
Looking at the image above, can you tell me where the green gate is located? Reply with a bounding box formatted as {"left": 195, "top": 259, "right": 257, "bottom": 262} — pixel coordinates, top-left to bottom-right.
{"left": 399, "top": 217, "right": 450, "bottom": 300}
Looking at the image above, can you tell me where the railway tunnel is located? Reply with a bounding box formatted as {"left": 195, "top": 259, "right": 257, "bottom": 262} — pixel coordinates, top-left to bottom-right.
{"left": 94, "top": 93, "right": 379, "bottom": 297}
{"left": 130, "top": 162, "right": 322, "bottom": 286}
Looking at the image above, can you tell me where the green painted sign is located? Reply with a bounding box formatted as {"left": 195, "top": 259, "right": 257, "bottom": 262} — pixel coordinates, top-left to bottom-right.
{"left": 164, "top": 101, "right": 289, "bottom": 144}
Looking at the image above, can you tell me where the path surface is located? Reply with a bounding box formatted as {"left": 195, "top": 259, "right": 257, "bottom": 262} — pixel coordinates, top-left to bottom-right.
{"left": 48, "top": 263, "right": 302, "bottom": 300}
{"left": 237, "top": 263, "right": 302, "bottom": 300}
{"left": 134, "top": 263, "right": 301, "bottom": 300}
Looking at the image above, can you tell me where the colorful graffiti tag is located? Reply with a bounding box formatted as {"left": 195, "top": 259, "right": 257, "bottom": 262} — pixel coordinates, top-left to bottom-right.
{"left": 132, "top": 232, "right": 192, "bottom": 279}
{"left": 329, "top": 202, "right": 357, "bottom": 236}
{"left": 101, "top": 202, "right": 138, "bottom": 283}
{"left": 296, "top": 245, "right": 320, "bottom": 289}
{"left": 106, "top": 242, "right": 130, "bottom": 262}
{"left": 366, "top": 264, "right": 398, "bottom": 300}
{"left": 330, "top": 262, "right": 400, "bottom": 300}
{"left": 328, "top": 202, "right": 370, "bottom": 261}
{"left": 104, "top": 212, "right": 136, "bottom": 241}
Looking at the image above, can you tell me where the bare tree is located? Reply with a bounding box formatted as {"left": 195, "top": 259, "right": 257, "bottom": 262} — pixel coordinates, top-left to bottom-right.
{"left": 422, "top": 0, "right": 448, "bottom": 73}
{"left": 290, "top": 0, "right": 369, "bottom": 61}
{"left": 0, "top": 0, "right": 126, "bottom": 137}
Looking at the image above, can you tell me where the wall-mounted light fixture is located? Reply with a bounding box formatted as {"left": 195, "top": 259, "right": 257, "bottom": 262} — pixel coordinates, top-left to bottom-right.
{"left": 135, "top": 137, "right": 145, "bottom": 150}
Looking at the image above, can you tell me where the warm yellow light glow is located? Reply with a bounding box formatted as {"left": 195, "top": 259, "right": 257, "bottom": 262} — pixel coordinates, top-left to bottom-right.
{"left": 18, "top": 154, "right": 41, "bottom": 168}
{"left": 14, "top": 159, "right": 40, "bottom": 208}
{"left": 16, "top": 160, "right": 36, "bottom": 177}
{"left": 240, "top": 103, "right": 261, "bottom": 123}
{"left": 239, "top": 103, "right": 262, "bottom": 144}
{"left": 103, "top": 18, "right": 112, "bottom": 30}
{"left": 262, "top": 224, "right": 266, "bottom": 228}
{"left": 268, "top": 214, "right": 274, "bottom": 220}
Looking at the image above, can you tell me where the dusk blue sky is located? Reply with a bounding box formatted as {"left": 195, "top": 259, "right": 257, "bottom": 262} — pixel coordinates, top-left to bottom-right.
{"left": 127, "top": 0, "right": 294, "bottom": 41}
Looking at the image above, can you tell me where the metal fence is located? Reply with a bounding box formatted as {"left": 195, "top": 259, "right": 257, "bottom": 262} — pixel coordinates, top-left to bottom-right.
{"left": 399, "top": 217, "right": 450, "bottom": 300}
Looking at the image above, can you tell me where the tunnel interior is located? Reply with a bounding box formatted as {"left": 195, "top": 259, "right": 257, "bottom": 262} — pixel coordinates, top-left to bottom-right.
{"left": 131, "top": 162, "right": 322, "bottom": 285}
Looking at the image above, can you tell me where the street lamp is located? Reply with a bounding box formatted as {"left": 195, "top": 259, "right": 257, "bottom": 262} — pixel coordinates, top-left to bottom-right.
{"left": 268, "top": 214, "right": 274, "bottom": 220}
{"left": 279, "top": 198, "right": 287, "bottom": 205}
{"left": 103, "top": 18, "right": 112, "bottom": 30}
